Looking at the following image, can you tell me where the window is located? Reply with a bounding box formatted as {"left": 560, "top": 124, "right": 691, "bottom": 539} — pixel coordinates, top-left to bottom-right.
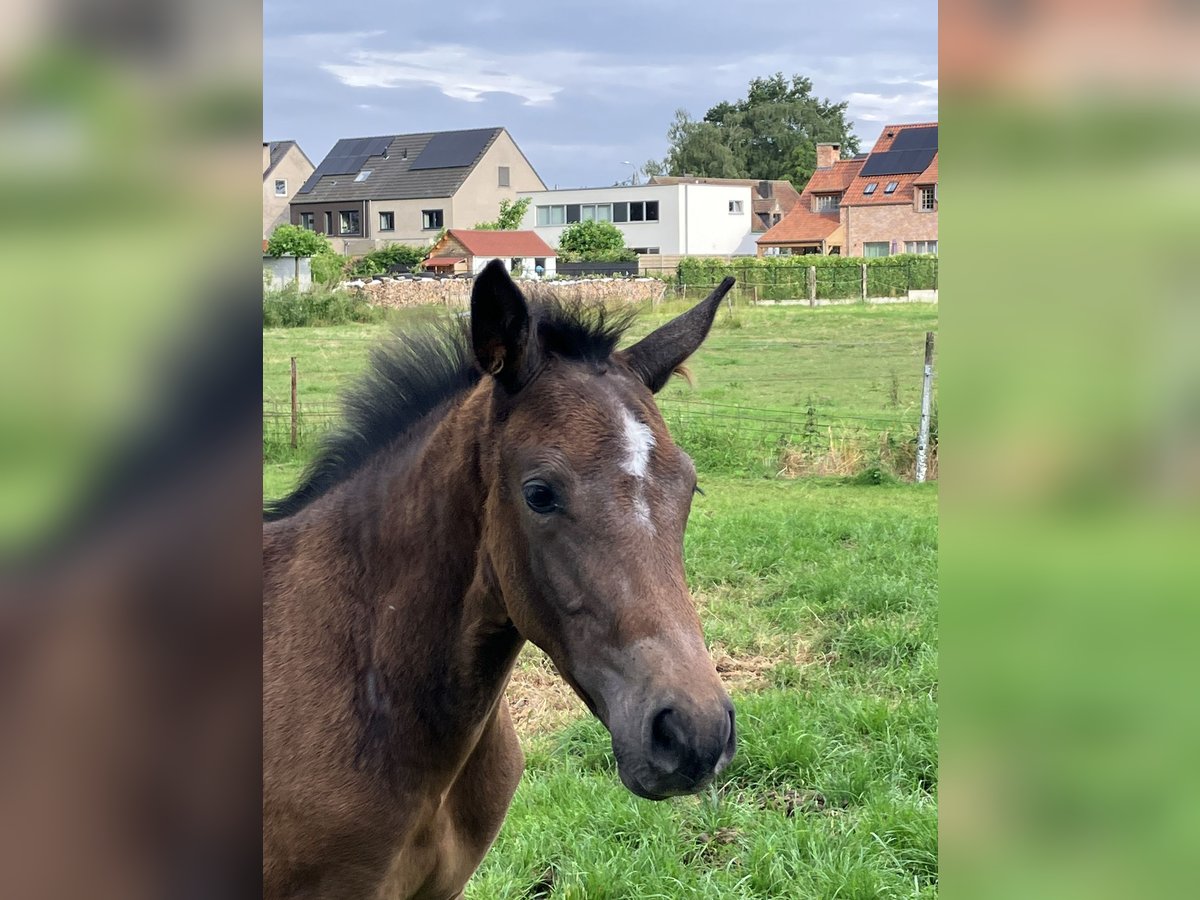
{"left": 829, "top": 246, "right": 841, "bottom": 256}
{"left": 422, "top": 209, "right": 444, "bottom": 230}
{"left": 729, "top": 200, "right": 744, "bottom": 214}
{"left": 813, "top": 194, "right": 840, "bottom": 212}
{"left": 534, "top": 257, "right": 546, "bottom": 272}
{"left": 378, "top": 211, "right": 394, "bottom": 232}
{"left": 536, "top": 204, "right": 566, "bottom": 226}
{"left": 510, "top": 258, "right": 522, "bottom": 274}
{"left": 919, "top": 186, "right": 936, "bottom": 211}
{"left": 627, "top": 200, "right": 658, "bottom": 222}
{"left": 612, "top": 202, "right": 628, "bottom": 223}
{"left": 299, "top": 212, "right": 315, "bottom": 231}
{"left": 629, "top": 247, "right": 661, "bottom": 255}
{"left": 354, "top": 170, "right": 371, "bottom": 182}
{"left": 863, "top": 241, "right": 890, "bottom": 258}
{"left": 905, "top": 240, "right": 938, "bottom": 255}
{"left": 339, "top": 210, "right": 361, "bottom": 235}
{"left": 863, "top": 182, "right": 878, "bottom": 195}
{"left": 274, "top": 179, "right": 287, "bottom": 196}
{"left": 884, "top": 181, "right": 898, "bottom": 194}
{"left": 498, "top": 166, "right": 510, "bottom": 187}
{"left": 324, "top": 211, "right": 333, "bottom": 234}
{"left": 566, "top": 204, "right": 581, "bottom": 223}
{"left": 579, "top": 204, "right": 613, "bottom": 222}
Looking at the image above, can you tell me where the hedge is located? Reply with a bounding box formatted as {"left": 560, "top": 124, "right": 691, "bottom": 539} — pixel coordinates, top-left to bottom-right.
{"left": 676, "top": 254, "right": 938, "bottom": 301}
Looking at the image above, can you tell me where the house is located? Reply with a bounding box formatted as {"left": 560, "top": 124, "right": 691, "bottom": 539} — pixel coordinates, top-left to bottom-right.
{"left": 757, "top": 124, "right": 938, "bottom": 258}
{"left": 289, "top": 127, "right": 546, "bottom": 255}
{"left": 518, "top": 182, "right": 754, "bottom": 257}
{"left": 263, "top": 141, "right": 315, "bottom": 240}
{"left": 423, "top": 229, "right": 556, "bottom": 278}
{"left": 647, "top": 176, "right": 801, "bottom": 234}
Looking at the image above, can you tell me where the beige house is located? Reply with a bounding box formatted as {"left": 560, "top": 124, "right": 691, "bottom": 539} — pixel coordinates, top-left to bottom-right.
{"left": 289, "top": 128, "right": 546, "bottom": 256}
{"left": 263, "top": 141, "right": 315, "bottom": 241}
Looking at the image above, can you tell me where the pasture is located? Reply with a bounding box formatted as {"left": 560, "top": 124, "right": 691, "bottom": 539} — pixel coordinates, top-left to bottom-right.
{"left": 263, "top": 300, "right": 938, "bottom": 898}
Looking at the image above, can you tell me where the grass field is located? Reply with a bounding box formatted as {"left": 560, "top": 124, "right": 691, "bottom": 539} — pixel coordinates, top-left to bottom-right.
{"left": 262, "top": 301, "right": 939, "bottom": 898}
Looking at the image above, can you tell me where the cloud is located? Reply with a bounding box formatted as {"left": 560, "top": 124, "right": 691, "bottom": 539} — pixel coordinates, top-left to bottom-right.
{"left": 320, "top": 46, "right": 561, "bottom": 105}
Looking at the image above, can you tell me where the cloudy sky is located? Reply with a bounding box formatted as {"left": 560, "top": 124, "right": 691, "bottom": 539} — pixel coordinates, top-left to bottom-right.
{"left": 264, "top": 0, "right": 937, "bottom": 189}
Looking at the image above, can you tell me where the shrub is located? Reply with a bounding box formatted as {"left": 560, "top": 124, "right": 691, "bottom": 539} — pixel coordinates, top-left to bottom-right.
{"left": 347, "top": 243, "right": 428, "bottom": 277}
{"left": 262, "top": 284, "right": 385, "bottom": 327}
{"left": 473, "top": 197, "right": 532, "bottom": 230}
{"left": 310, "top": 251, "right": 348, "bottom": 285}
{"left": 676, "top": 254, "right": 938, "bottom": 301}
{"left": 558, "top": 220, "right": 637, "bottom": 263}
{"left": 266, "top": 224, "right": 332, "bottom": 258}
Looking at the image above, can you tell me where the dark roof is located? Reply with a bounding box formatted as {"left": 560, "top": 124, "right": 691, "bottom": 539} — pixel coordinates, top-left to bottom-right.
{"left": 843, "top": 122, "right": 939, "bottom": 207}
{"left": 264, "top": 140, "right": 313, "bottom": 178}
{"left": 296, "top": 127, "right": 504, "bottom": 203}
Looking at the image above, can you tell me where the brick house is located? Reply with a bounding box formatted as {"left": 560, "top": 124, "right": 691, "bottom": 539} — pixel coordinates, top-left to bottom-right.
{"left": 290, "top": 127, "right": 545, "bottom": 255}
{"left": 757, "top": 123, "right": 938, "bottom": 258}
{"left": 424, "top": 229, "right": 556, "bottom": 278}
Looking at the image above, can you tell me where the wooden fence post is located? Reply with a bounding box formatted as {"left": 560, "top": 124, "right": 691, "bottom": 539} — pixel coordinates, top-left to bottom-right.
{"left": 290, "top": 356, "right": 299, "bottom": 450}
{"left": 860, "top": 263, "right": 868, "bottom": 302}
{"left": 807, "top": 266, "right": 816, "bottom": 307}
{"left": 915, "top": 332, "right": 934, "bottom": 482}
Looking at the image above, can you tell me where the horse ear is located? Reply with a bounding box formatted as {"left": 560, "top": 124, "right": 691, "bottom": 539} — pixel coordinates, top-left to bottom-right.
{"left": 621, "top": 277, "right": 735, "bottom": 393}
{"left": 471, "top": 259, "right": 536, "bottom": 392}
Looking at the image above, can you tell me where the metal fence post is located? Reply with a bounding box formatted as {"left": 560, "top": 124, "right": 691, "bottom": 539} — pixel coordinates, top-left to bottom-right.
{"left": 860, "top": 263, "right": 868, "bottom": 301}
{"left": 290, "top": 356, "right": 299, "bottom": 449}
{"left": 915, "top": 332, "right": 934, "bottom": 482}
{"left": 808, "top": 266, "right": 816, "bottom": 306}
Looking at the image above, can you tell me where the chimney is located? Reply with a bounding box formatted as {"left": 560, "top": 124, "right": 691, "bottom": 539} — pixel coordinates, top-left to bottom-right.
{"left": 758, "top": 180, "right": 772, "bottom": 199}
{"left": 816, "top": 142, "right": 841, "bottom": 168}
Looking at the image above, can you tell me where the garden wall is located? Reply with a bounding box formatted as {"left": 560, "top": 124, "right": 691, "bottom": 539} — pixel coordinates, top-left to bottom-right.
{"left": 352, "top": 276, "right": 669, "bottom": 309}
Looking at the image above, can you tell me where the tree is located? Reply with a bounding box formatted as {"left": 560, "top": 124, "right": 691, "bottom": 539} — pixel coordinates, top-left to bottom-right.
{"left": 557, "top": 220, "right": 636, "bottom": 262}
{"left": 647, "top": 74, "right": 860, "bottom": 189}
{"left": 267, "top": 224, "right": 332, "bottom": 258}
{"left": 473, "top": 196, "right": 532, "bottom": 230}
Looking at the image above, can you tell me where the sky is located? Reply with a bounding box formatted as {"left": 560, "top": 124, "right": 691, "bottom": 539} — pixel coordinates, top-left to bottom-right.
{"left": 264, "top": 0, "right": 937, "bottom": 189}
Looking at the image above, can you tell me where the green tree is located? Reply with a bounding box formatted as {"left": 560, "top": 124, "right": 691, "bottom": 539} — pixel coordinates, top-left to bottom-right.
{"left": 648, "top": 74, "right": 859, "bottom": 189}
{"left": 557, "top": 220, "right": 636, "bottom": 262}
{"left": 473, "top": 196, "right": 532, "bottom": 230}
{"left": 267, "top": 224, "right": 332, "bottom": 258}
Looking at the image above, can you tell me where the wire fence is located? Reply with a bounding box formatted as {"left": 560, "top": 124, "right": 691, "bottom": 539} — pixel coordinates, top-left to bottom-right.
{"left": 264, "top": 385, "right": 938, "bottom": 481}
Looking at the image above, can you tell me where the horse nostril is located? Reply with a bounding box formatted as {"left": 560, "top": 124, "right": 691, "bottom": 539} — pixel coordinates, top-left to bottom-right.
{"left": 649, "top": 707, "right": 685, "bottom": 772}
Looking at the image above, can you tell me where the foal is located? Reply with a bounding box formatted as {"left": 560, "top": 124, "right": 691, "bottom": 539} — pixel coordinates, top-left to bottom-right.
{"left": 263, "top": 261, "right": 737, "bottom": 899}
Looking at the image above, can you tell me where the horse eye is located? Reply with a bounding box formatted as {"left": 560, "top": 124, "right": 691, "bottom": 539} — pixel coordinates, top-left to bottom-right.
{"left": 522, "top": 480, "right": 559, "bottom": 514}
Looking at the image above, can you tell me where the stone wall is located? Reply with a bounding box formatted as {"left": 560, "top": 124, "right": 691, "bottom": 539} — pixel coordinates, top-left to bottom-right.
{"left": 351, "top": 276, "right": 669, "bottom": 310}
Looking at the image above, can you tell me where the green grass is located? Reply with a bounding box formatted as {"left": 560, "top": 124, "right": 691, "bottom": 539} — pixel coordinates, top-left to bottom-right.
{"left": 262, "top": 301, "right": 939, "bottom": 897}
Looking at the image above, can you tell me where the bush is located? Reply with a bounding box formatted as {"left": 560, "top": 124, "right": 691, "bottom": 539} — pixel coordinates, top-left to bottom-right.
{"left": 558, "top": 220, "right": 637, "bottom": 263}
{"left": 676, "top": 254, "right": 938, "bottom": 301}
{"left": 262, "top": 284, "right": 385, "bottom": 327}
{"left": 266, "top": 224, "right": 332, "bottom": 258}
{"left": 347, "top": 243, "right": 429, "bottom": 278}
{"left": 310, "top": 251, "right": 348, "bottom": 285}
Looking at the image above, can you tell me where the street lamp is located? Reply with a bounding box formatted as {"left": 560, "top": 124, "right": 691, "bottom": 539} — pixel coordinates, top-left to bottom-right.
{"left": 620, "top": 161, "right": 640, "bottom": 186}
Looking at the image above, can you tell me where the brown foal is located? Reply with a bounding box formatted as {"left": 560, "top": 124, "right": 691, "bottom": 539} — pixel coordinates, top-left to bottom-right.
{"left": 263, "top": 260, "right": 737, "bottom": 899}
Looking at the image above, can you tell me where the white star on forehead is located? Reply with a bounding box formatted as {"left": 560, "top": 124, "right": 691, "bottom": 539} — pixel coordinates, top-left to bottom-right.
{"left": 619, "top": 407, "right": 654, "bottom": 479}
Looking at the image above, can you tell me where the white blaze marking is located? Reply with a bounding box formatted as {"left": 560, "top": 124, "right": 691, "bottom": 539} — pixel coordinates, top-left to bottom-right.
{"left": 619, "top": 407, "right": 655, "bottom": 529}
{"left": 620, "top": 408, "right": 654, "bottom": 479}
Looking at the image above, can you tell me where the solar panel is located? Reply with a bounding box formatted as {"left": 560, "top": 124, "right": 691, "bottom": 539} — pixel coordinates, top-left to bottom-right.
{"left": 888, "top": 126, "right": 937, "bottom": 152}
{"left": 298, "top": 136, "right": 393, "bottom": 193}
{"left": 408, "top": 129, "right": 495, "bottom": 171}
{"left": 858, "top": 147, "right": 937, "bottom": 177}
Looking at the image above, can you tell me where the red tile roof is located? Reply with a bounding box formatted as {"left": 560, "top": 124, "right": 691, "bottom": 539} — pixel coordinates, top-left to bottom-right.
{"left": 756, "top": 207, "right": 841, "bottom": 245}
{"left": 448, "top": 229, "right": 556, "bottom": 257}
{"left": 804, "top": 158, "right": 864, "bottom": 195}
{"left": 842, "top": 123, "right": 938, "bottom": 207}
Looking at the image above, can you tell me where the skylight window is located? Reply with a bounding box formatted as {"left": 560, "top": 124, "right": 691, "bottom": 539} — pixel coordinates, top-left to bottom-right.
{"left": 884, "top": 181, "right": 898, "bottom": 193}
{"left": 354, "top": 170, "right": 371, "bottom": 182}
{"left": 863, "top": 182, "right": 877, "bottom": 195}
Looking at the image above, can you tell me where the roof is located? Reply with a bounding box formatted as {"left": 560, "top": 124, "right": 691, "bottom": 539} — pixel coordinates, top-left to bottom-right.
{"left": 648, "top": 175, "right": 801, "bottom": 232}
{"left": 264, "top": 140, "right": 313, "bottom": 178}
{"left": 296, "top": 128, "right": 505, "bottom": 203}
{"left": 446, "top": 229, "right": 556, "bottom": 258}
{"left": 424, "top": 257, "right": 466, "bottom": 267}
{"left": 804, "top": 158, "right": 864, "bottom": 195}
{"left": 756, "top": 207, "right": 841, "bottom": 245}
{"left": 842, "top": 123, "right": 939, "bottom": 207}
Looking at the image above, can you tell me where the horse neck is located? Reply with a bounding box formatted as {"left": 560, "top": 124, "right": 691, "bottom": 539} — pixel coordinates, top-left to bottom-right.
{"left": 325, "top": 386, "right": 523, "bottom": 762}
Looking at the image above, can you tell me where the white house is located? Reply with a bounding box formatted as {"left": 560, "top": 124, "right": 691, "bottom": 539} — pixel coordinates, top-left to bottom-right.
{"left": 518, "top": 182, "right": 755, "bottom": 256}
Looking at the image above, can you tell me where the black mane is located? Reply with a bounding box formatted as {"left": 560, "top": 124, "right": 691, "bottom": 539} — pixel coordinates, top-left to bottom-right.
{"left": 263, "top": 297, "right": 636, "bottom": 521}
